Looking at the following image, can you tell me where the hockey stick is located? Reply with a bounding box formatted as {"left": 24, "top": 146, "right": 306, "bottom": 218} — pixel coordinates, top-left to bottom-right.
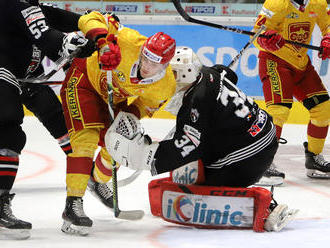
{"left": 107, "top": 71, "right": 145, "bottom": 221}
{"left": 228, "top": 25, "right": 266, "bottom": 68}
{"left": 171, "top": 0, "right": 322, "bottom": 52}
{"left": 18, "top": 48, "right": 81, "bottom": 84}
{"left": 117, "top": 170, "right": 142, "bottom": 187}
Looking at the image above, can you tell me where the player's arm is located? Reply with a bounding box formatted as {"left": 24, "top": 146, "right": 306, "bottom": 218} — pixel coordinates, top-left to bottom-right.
{"left": 39, "top": 3, "right": 81, "bottom": 32}
{"left": 252, "top": 0, "right": 286, "bottom": 52}
{"left": 316, "top": 1, "right": 330, "bottom": 60}
{"left": 78, "top": 11, "right": 121, "bottom": 70}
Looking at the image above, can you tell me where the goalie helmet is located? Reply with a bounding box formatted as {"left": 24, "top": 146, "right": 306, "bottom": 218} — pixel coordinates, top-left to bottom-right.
{"left": 141, "top": 32, "right": 176, "bottom": 64}
{"left": 170, "top": 46, "right": 202, "bottom": 86}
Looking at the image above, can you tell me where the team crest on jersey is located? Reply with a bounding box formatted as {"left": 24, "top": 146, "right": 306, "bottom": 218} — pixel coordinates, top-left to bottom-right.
{"left": 288, "top": 23, "right": 310, "bottom": 49}
{"left": 286, "top": 12, "right": 299, "bottom": 19}
{"left": 26, "top": 45, "right": 41, "bottom": 74}
{"left": 116, "top": 70, "right": 126, "bottom": 82}
{"left": 190, "top": 108, "right": 199, "bottom": 123}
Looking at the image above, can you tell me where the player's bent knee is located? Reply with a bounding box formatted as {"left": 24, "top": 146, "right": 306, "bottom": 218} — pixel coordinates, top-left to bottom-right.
{"left": 309, "top": 100, "right": 330, "bottom": 127}
{"left": 266, "top": 105, "right": 290, "bottom": 127}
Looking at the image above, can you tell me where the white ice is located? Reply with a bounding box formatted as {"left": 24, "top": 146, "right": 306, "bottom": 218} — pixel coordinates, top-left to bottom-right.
{"left": 1, "top": 117, "right": 330, "bottom": 248}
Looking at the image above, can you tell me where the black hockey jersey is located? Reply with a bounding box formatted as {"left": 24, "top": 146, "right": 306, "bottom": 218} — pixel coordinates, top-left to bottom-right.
{"left": 0, "top": 0, "right": 80, "bottom": 82}
{"left": 153, "top": 65, "right": 276, "bottom": 174}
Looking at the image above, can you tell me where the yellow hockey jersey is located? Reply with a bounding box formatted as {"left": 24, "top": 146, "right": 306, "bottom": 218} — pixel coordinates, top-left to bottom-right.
{"left": 253, "top": 0, "right": 330, "bottom": 70}
{"left": 78, "top": 12, "right": 176, "bottom": 118}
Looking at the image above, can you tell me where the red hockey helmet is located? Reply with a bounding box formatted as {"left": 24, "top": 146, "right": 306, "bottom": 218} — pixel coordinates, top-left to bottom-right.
{"left": 141, "top": 32, "right": 176, "bottom": 64}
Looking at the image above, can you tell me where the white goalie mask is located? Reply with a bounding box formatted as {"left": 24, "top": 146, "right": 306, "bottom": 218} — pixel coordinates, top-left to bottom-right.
{"left": 165, "top": 47, "right": 202, "bottom": 116}
{"left": 170, "top": 46, "right": 202, "bottom": 89}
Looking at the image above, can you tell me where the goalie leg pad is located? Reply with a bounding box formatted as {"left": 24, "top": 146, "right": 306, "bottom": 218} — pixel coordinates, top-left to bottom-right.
{"left": 148, "top": 178, "right": 272, "bottom": 232}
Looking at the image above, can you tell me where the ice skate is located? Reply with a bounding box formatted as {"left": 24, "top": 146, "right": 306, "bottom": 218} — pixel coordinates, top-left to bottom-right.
{"left": 255, "top": 163, "right": 285, "bottom": 186}
{"left": 304, "top": 142, "right": 330, "bottom": 179}
{"left": 264, "top": 204, "right": 299, "bottom": 232}
{"left": 61, "top": 196, "right": 92, "bottom": 236}
{"left": 0, "top": 193, "right": 32, "bottom": 240}
{"left": 87, "top": 178, "right": 113, "bottom": 209}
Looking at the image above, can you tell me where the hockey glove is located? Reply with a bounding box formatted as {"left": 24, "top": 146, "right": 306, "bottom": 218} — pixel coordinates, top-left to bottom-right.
{"left": 257, "top": 30, "right": 285, "bottom": 52}
{"left": 319, "top": 33, "right": 330, "bottom": 60}
{"left": 61, "top": 32, "right": 89, "bottom": 57}
{"left": 105, "top": 131, "right": 157, "bottom": 172}
{"left": 96, "top": 34, "right": 121, "bottom": 71}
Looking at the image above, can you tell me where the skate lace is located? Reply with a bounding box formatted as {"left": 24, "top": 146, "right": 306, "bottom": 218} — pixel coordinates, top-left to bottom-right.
{"left": 97, "top": 183, "right": 113, "bottom": 200}
{"left": 3, "top": 202, "right": 18, "bottom": 220}
{"left": 314, "top": 154, "right": 329, "bottom": 167}
{"left": 72, "top": 198, "right": 87, "bottom": 217}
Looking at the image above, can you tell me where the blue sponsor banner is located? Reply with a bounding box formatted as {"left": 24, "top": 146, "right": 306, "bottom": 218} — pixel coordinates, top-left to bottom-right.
{"left": 127, "top": 24, "right": 263, "bottom": 96}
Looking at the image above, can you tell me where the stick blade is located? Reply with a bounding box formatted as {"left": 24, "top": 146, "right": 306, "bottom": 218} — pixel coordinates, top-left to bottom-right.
{"left": 116, "top": 210, "right": 145, "bottom": 221}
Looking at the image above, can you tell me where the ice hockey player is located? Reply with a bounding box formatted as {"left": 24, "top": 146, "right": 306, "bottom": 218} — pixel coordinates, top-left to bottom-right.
{"left": 0, "top": 0, "right": 94, "bottom": 239}
{"left": 253, "top": 0, "right": 330, "bottom": 185}
{"left": 106, "top": 47, "right": 298, "bottom": 232}
{"left": 59, "top": 11, "right": 176, "bottom": 235}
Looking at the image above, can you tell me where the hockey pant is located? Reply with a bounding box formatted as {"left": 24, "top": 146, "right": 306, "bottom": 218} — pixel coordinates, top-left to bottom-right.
{"left": 20, "top": 82, "right": 72, "bottom": 154}
{"left": 259, "top": 52, "right": 330, "bottom": 154}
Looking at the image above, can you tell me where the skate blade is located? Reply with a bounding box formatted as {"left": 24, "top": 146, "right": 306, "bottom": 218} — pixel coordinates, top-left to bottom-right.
{"left": 61, "top": 220, "right": 91, "bottom": 236}
{"left": 0, "top": 227, "right": 31, "bottom": 240}
{"left": 306, "top": 169, "right": 330, "bottom": 179}
{"left": 254, "top": 176, "right": 284, "bottom": 186}
{"left": 264, "top": 204, "right": 299, "bottom": 232}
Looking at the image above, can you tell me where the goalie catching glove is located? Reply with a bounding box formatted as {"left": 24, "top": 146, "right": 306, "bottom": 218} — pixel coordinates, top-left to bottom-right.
{"left": 105, "top": 130, "right": 157, "bottom": 171}
{"left": 105, "top": 111, "right": 158, "bottom": 172}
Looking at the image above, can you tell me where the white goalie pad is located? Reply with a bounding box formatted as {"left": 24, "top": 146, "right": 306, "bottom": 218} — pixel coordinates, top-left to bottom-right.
{"left": 108, "top": 111, "right": 142, "bottom": 139}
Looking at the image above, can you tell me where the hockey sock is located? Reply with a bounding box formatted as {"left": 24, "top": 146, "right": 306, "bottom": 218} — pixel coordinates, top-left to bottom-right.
{"left": 307, "top": 121, "right": 328, "bottom": 154}
{"left": 57, "top": 133, "right": 72, "bottom": 155}
{"left": 0, "top": 155, "right": 19, "bottom": 191}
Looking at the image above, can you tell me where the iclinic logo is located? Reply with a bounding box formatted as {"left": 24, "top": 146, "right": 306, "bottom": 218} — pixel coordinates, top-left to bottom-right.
{"left": 170, "top": 195, "right": 194, "bottom": 222}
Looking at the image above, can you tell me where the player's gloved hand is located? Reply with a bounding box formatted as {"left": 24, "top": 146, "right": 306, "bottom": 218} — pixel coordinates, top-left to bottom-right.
{"left": 105, "top": 131, "right": 157, "bottom": 172}
{"left": 61, "top": 32, "right": 89, "bottom": 57}
{"left": 75, "top": 38, "right": 96, "bottom": 58}
{"left": 257, "top": 30, "right": 285, "bottom": 52}
{"left": 96, "top": 34, "right": 121, "bottom": 70}
{"left": 319, "top": 33, "right": 330, "bottom": 60}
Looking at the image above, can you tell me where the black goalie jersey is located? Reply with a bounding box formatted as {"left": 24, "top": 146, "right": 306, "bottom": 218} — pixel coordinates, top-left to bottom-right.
{"left": 153, "top": 65, "right": 276, "bottom": 175}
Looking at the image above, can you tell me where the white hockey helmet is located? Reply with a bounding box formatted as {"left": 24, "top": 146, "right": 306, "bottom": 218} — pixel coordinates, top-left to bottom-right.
{"left": 170, "top": 46, "right": 202, "bottom": 87}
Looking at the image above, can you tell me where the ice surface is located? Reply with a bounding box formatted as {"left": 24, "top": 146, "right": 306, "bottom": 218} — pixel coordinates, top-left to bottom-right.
{"left": 1, "top": 117, "right": 329, "bottom": 247}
